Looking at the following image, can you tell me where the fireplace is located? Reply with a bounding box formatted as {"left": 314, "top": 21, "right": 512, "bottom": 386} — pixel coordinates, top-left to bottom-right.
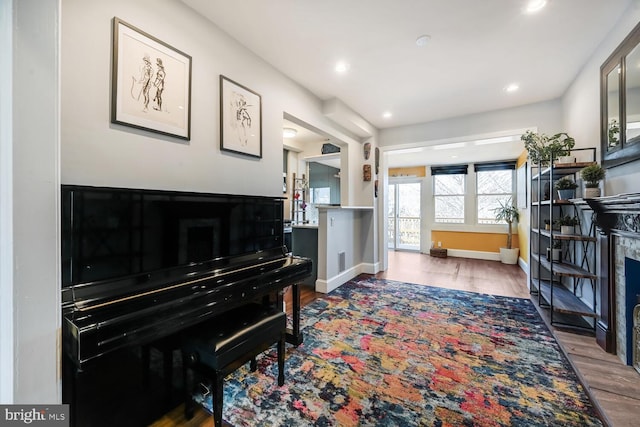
{"left": 585, "top": 193, "right": 640, "bottom": 367}
{"left": 627, "top": 257, "right": 640, "bottom": 371}
{"left": 616, "top": 247, "right": 640, "bottom": 365}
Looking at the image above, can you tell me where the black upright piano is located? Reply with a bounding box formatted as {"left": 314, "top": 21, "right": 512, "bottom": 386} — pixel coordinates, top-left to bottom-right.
{"left": 61, "top": 185, "right": 312, "bottom": 425}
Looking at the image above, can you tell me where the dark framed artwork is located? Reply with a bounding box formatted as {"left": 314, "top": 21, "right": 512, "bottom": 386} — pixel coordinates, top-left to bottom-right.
{"left": 111, "top": 17, "right": 192, "bottom": 140}
{"left": 220, "top": 75, "right": 262, "bottom": 158}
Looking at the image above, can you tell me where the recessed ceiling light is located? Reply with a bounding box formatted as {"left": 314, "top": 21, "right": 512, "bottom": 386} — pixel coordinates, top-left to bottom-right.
{"left": 525, "top": 0, "right": 547, "bottom": 13}
{"left": 415, "top": 34, "right": 431, "bottom": 47}
{"left": 283, "top": 128, "right": 297, "bottom": 138}
{"left": 335, "top": 61, "right": 350, "bottom": 74}
{"left": 383, "top": 111, "right": 392, "bottom": 119}
{"left": 504, "top": 83, "right": 520, "bottom": 93}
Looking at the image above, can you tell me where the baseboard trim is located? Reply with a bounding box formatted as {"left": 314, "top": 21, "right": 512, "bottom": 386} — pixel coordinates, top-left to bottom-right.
{"left": 518, "top": 257, "right": 528, "bottom": 274}
{"left": 315, "top": 255, "right": 527, "bottom": 294}
{"left": 360, "top": 262, "right": 378, "bottom": 274}
{"left": 315, "top": 263, "right": 374, "bottom": 294}
{"left": 446, "top": 249, "right": 500, "bottom": 261}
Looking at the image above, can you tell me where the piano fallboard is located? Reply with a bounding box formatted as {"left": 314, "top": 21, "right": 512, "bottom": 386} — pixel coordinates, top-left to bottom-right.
{"left": 63, "top": 253, "right": 311, "bottom": 368}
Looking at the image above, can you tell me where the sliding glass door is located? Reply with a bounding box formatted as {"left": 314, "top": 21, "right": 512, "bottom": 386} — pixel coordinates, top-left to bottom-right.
{"left": 387, "top": 181, "right": 421, "bottom": 251}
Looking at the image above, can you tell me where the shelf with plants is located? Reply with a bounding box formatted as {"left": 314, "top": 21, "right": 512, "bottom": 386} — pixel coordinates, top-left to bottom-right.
{"left": 525, "top": 131, "right": 599, "bottom": 331}
{"left": 529, "top": 206, "right": 599, "bottom": 326}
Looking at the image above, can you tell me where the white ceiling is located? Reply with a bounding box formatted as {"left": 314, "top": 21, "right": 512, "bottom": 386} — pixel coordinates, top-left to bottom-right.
{"left": 183, "top": 0, "right": 630, "bottom": 166}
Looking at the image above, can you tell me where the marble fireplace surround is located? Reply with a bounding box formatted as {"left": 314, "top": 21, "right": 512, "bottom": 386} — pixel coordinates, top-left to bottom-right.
{"left": 585, "top": 193, "right": 640, "bottom": 364}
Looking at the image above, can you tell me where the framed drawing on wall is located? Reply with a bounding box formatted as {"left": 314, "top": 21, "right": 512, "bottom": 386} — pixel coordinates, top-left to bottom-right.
{"left": 111, "top": 17, "right": 192, "bottom": 140}
{"left": 220, "top": 75, "right": 262, "bottom": 158}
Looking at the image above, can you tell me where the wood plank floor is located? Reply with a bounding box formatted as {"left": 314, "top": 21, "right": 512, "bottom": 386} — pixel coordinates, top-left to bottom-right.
{"left": 150, "top": 251, "right": 640, "bottom": 427}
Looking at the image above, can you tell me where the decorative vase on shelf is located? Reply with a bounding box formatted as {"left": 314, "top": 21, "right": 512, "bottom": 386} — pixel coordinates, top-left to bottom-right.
{"left": 556, "top": 155, "right": 576, "bottom": 164}
{"left": 561, "top": 225, "right": 574, "bottom": 235}
{"left": 557, "top": 189, "right": 576, "bottom": 200}
{"left": 584, "top": 187, "right": 601, "bottom": 198}
{"left": 554, "top": 176, "right": 578, "bottom": 200}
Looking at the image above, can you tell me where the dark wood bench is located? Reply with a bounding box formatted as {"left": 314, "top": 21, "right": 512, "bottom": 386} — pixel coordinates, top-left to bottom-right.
{"left": 181, "top": 303, "right": 286, "bottom": 426}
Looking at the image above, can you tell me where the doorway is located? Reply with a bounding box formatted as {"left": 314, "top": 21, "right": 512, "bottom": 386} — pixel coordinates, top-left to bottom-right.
{"left": 387, "top": 181, "right": 421, "bottom": 251}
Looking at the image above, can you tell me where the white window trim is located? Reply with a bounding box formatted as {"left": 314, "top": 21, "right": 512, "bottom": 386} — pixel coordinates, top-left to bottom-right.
{"left": 431, "top": 164, "right": 516, "bottom": 233}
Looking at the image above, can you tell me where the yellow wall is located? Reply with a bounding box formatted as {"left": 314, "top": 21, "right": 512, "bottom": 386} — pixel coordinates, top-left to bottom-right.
{"left": 516, "top": 150, "right": 529, "bottom": 263}
{"left": 390, "top": 151, "right": 531, "bottom": 261}
{"left": 431, "top": 230, "right": 519, "bottom": 252}
{"left": 389, "top": 166, "right": 426, "bottom": 177}
{"left": 431, "top": 152, "right": 528, "bottom": 255}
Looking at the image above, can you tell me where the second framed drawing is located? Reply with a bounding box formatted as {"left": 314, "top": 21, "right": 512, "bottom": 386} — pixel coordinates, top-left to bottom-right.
{"left": 220, "top": 75, "right": 262, "bottom": 158}
{"left": 111, "top": 17, "right": 192, "bottom": 140}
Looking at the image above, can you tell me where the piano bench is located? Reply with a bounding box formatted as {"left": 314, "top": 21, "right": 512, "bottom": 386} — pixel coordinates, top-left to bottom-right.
{"left": 181, "top": 303, "right": 286, "bottom": 426}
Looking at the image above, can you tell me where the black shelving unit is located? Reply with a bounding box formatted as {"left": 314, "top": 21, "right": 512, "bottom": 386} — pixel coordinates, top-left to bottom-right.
{"left": 529, "top": 148, "right": 598, "bottom": 331}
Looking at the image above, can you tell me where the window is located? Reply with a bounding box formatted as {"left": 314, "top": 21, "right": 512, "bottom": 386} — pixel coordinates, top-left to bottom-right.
{"left": 475, "top": 162, "right": 515, "bottom": 224}
{"left": 310, "top": 187, "right": 330, "bottom": 204}
{"left": 434, "top": 174, "right": 465, "bottom": 223}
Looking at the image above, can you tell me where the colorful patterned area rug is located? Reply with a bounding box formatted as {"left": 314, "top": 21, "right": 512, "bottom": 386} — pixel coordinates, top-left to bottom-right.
{"left": 194, "top": 276, "right": 602, "bottom": 426}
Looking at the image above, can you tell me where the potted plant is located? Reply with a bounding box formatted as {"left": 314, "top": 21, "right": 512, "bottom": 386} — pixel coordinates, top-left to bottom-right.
{"left": 551, "top": 133, "right": 577, "bottom": 163}
{"left": 493, "top": 198, "right": 520, "bottom": 264}
{"left": 554, "top": 215, "right": 579, "bottom": 235}
{"left": 580, "top": 163, "right": 606, "bottom": 198}
{"left": 546, "top": 239, "right": 562, "bottom": 262}
{"left": 554, "top": 176, "right": 578, "bottom": 200}
{"left": 521, "top": 131, "right": 576, "bottom": 166}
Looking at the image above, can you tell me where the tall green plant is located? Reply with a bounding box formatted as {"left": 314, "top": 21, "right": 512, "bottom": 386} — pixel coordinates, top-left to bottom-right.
{"left": 521, "top": 131, "right": 575, "bottom": 165}
{"left": 494, "top": 198, "right": 520, "bottom": 249}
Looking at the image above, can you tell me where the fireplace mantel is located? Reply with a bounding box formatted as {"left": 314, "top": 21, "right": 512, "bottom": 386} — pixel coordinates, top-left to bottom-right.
{"left": 578, "top": 193, "right": 640, "bottom": 353}
{"left": 585, "top": 193, "right": 640, "bottom": 237}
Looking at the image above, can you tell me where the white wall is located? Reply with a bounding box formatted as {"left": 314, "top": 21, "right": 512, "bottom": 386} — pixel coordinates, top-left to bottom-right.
{"left": 379, "top": 99, "right": 563, "bottom": 148}
{"left": 61, "top": 0, "right": 366, "bottom": 199}
{"left": 1, "top": 0, "right": 61, "bottom": 403}
{"left": 60, "top": 0, "right": 382, "bottom": 312}
{"left": 376, "top": 99, "right": 563, "bottom": 264}
{"left": 0, "top": 0, "right": 14, "bottom": 404}
{"left": 563, "top": 0, "right": 640, "bottom": 196}
{"left": 316, "top": 207, "right": 371, "bottom": 293}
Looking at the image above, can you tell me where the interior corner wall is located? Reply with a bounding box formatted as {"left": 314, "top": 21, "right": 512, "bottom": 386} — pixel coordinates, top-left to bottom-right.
{"left": 562, "top": 1, "right": 640, "bottom": 197}
{"left": 0, "top": 0, "right": 14, "bottom": 404}
{"left": 378, "top": 99, "right": 563, "bottom": 148}
{"left": 61, "top": 0, "right": 362, "bottom": 197}
{"left": 10, "top": 0, "right": 61, "bottom": 403}
{"left": 323, "top": 208, "right": 363, "bottom": 280}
